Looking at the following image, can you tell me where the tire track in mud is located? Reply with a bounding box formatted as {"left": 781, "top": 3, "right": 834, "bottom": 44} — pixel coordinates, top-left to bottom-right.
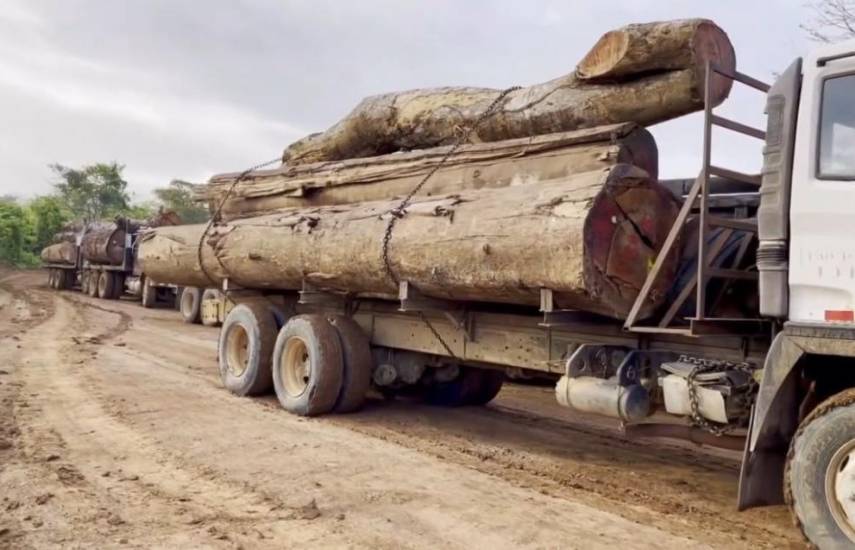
{"left": 4, "top": 290, "right": 341, "bottom": 548}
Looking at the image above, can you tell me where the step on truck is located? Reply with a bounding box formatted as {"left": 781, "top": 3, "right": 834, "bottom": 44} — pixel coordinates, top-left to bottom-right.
{"left": 171, "top": 39, "right": 855, "bottom": 547}
{"left": 41, "top": 216, "right": 181, "bottom": 307}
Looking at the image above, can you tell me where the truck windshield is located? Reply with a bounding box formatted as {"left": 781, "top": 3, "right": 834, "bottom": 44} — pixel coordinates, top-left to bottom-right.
{"left": 819, "top": 73, "right": 855, "bottom": 179}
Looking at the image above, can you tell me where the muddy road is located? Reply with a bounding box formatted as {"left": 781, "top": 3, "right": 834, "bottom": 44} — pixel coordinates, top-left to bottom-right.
{"left": 0, "top": 270, "right": 805, "bottom": 549}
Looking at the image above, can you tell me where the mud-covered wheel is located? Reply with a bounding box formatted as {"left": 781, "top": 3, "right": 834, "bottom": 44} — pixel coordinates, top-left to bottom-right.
{"left": 88, "top": 272, "right": 100, "bottom": 297}
{"left": 180, "top": 286, "right": 202, "bottom": 324}
{"left": 786, "top": 388, "right": 855, "bottom": 548}
{"left": 141, "top": 276, "right": 156, "bottom": 308}
{"left": 201, "top": 288, "right": 221, "bottom": 327}
{"left": 467, "top": 368, "right": 505, "bottom": 405}
{"left": 97, "top": 270, "right": 116, "bottom": 299}
{"left": 61, "top": 270, "right": 75, "bottom": 290}
{"left": 327, "top": 315, "right": 373, "bottom": 413}
{"left": 111, "top": 273, "right": 124, "bottom": 299}
{"left": 272, "top": 315, "right": 343, "bottom": 416}
{"left": 218, "top": 303, "right": 277, "bottom": 396}
{"left": 424, "top": 366, "right": 503, "bottom": 407}
{"left": 47, "top": 269, "right": 56, "bottom": 289}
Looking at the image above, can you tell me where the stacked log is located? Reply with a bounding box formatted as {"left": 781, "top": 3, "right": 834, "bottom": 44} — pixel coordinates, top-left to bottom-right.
{"left": 140, "top": 165, "right": 681, "bottom": 319}
{"left": 281, "top": 19, "right": 734, "bottom": 166}
{"left": 200, "top": 123, "right": 658, "bottom": 220}
{"left": 40, "top": 242, "right": 78, "bottom": 266}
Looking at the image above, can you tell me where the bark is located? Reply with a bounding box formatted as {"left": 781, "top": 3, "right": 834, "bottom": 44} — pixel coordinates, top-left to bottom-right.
{"left": 202, "top": 124, "right": 658, "bottom": 220}
{"left": 140, "top": 164, "right": 680, "bottom": 320}
{"left": 281, "top": 19, "right": 734, "bottom": 166}
{"left": 40, "top": 242, "right": 77, "bottom": 265}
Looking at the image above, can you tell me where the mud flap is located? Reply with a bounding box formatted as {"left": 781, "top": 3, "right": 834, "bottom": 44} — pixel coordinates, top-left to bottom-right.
{"left": 738, "top": 407, "right": 786, "bottom": 509}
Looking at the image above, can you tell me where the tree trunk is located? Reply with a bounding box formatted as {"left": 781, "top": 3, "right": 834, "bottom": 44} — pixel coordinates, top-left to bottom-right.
{"left": 281, "top": 19, "right": 734, "bottom": 166}
{"left": 202, "top": 123, "right": 657, "bottom": 220}
{"left": 40, "top": 242, "right": 77, "bottom": 265}
{"left": 576, "top": 19, "right": 735, "bottom": 96}
{"left": 141, "top": 164, "right": 680, "bottom": 320}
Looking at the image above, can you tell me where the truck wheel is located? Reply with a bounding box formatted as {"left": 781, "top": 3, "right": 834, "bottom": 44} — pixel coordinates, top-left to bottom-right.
{"left": 218, "top": 303, "right": 277, "bottom": 396}
{"left": 88, "top": 272, "right": 100, "bottom": 297}
{"left": 111, "top": 273, "right": 124, "bottom": 299}
{"left": 97, "top": 270, "right": 116, "bottom": 299}
{"left": 61, "top": 270, "right": 74, "bottom": 290}
{"left": 467, "top": 368, "right": 505, "bottom": 405}
{"left": 424, "top": 366, "right": 501, "bottom": 407}
{"left": 327, "top": 315, "right": 373, "bottom": 413}
{"left": 272, "top": 315, "right": 343, "bottom": 416}
{"left": 201, "top": 289, "right": 221, "bottom": 327}
{"left": 180, "top": 287, "right": 202, "bottom": 324}
{"left": 141, "top": 277, "right": 156, "bottom": 308}
{"left": 47, "top": 269, "right": 56, "bottom": 289}
{"left": 786, "top": 388, "right": 855, "bottom": 548}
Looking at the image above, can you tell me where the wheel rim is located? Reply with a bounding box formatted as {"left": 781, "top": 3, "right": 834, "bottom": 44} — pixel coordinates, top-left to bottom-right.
{"left": 280, "top": 336, "right": 310, "bottom": 397}
{"left": 225, "top": 325, "right": 250, "bottom": 377}
{"left": 826, "top": 438, "right": 855, "bottom": 542}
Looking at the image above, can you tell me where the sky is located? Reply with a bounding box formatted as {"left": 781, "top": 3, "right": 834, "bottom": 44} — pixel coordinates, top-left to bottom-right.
{"left": 0, "top": 0, "right": 815, "bottom": 203}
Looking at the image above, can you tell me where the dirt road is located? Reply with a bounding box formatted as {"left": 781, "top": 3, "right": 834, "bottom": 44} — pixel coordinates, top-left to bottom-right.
{"left": 0, "top": 269, "right": 805, "bottom": 549}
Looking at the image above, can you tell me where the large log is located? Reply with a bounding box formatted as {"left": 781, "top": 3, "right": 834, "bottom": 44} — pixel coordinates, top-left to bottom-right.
{"left": 281, "top": 18, "right": 734, "bottom": 166}
{"left": 140, "top": 165, "right": 681, "bottom": 319}
{"left": 202, "top": 123, "right": 658, "bottom": 220}
{"left": 80, "top": 219, "right": 141, "bottom": 265}
{"left": 40, "top": 242, "right": 77, "bottom": 265}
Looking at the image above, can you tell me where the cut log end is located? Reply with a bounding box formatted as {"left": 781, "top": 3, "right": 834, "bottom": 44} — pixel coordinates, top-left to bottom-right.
{"left": 581, "top": 166, "right": 681, "bottom": 318}
{"left": 576, "top": 19, "right": 736, "bottom": 107}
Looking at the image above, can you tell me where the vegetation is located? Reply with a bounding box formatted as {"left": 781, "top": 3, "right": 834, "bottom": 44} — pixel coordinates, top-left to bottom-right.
{"left": 0, "top": 162, "right": 209, "bottom": 267}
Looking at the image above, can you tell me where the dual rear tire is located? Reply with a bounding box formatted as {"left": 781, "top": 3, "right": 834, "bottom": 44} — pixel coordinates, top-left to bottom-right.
{"left": 217, "top": 307, "right": 372, "bottom": 416}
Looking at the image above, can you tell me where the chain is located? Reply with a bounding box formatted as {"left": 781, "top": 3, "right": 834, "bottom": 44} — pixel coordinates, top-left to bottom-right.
{"left": 196, "top": 156, "right": 283, "bottom": 286}
{"left": 679, "top": 354, "right": 759, "bottom": 436}
{"left": 379, "top": 86, "right": 520, "bottom": 359}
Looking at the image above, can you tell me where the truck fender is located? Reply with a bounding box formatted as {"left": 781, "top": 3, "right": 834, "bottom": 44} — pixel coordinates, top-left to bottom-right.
{"left": 738, "top": 332, "right": 805, "bottom": 509}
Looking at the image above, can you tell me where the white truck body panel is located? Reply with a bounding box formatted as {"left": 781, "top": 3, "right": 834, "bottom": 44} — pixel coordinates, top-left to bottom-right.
{"left": 789, "top": 39, "right": 855, "bottom": 324}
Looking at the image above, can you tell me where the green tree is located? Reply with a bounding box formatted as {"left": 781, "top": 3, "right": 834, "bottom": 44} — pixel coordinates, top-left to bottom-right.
{"left": 153, "top": 180, "right": 210, "bottom": 224}
{"left": 26, "top": 195, "right": 71, "bottom": 255}
{"left": 51, "top": 162, "right": 131, "bottom": 222}
{"left": 0, "top": 200, "right": 36, "bottom": 266}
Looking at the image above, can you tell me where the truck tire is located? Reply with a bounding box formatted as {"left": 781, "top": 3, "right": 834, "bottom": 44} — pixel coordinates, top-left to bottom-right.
{"left": 97, "top": 270, "right": 117, "bottom": 299}
{"left": 180, "top": 287, "right": 202, "bottom": 324}
{"left": 218, "top": 303, "right": 277, "bottom": 396}
{"left": 327, "top": 315, "right": 373, "bottom": 413}
{"left": 786, "top": 388, "right": 855, "bottom": 548}
{"left": 47, "top": 269, "right": 56, "bottom": 289}
{"left": 88, "top": 272, "right": 100, "bottom": 297}
{"left": 61, "top": 270, "right": 75, "bottom": 290}
{"left": 141, "top": 277, "right": 156, "bottom": 308}
{"left": 201, "top": 288, "right": 221, "bottom": 327}
{"left": 272, "top": 315, "right": 343, "bottom": 416}
{"left": 424, "top": 366, "right": 503, "bottom": 407}
{"left": 111, "top": 273, "right": 124, "bottom": 299}
{"left": 467, "top": 368, "right": 505, "bottom": 405}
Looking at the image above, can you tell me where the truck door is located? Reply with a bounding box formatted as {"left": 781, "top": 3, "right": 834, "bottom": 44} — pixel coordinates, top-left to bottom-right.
{"left": 789, "top": 43, "right": 855, "bottom": 323}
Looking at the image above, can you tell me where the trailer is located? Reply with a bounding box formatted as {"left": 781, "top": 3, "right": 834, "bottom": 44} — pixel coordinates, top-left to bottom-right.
{"left": 140, "top": 38, "right": 855, "bottom": 547}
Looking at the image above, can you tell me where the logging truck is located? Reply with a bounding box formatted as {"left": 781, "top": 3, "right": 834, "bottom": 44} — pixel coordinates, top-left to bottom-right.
{"left": 136, "top": 34, "right": 855, "bottom": 547}
{"left": 41, "top": 216, "right": 181, "bottom": 307}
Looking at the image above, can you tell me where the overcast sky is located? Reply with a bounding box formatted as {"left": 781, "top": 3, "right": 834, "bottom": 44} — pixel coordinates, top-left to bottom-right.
{"left": 0, "top": 0, "right": 814, "bottom": 203}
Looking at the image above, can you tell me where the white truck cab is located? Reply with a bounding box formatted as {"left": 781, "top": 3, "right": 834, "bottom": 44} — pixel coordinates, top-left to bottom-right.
{"left": 789, "top": 39, "right": 855, "bottom": 323}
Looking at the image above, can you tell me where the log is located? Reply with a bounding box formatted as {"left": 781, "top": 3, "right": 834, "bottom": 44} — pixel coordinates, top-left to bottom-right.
{"left": 140, "top": 164, "right": 681, "bottom": 319}
{"left": 40, "top": 242, "right": 77, "bottom": 266}
{"left": 202, "top": 123, "right": 658, "bottom": 220}
{"left": 576, "top": 19, "right": 735, "bottom": 92}
{"left": 281, "top": 18, "right": 734, "bottom": 166}
{"left": 80, "top": 219, "right": 141, "bottom": 265}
